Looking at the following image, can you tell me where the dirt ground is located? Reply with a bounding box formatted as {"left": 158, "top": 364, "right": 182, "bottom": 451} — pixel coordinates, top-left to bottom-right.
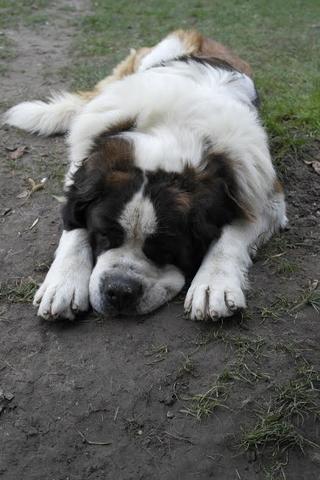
{"left": 0, "top": 2, "right": 319, "bottom": 480}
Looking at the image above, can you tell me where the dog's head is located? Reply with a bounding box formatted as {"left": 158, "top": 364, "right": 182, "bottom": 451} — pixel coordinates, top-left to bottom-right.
{"left": 63, "top": 136, "right": 243, "bottom": 316}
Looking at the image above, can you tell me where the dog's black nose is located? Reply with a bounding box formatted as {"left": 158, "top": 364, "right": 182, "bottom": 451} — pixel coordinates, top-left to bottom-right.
{"left": 104, "top": 276, "right": 142, "bottom": 312}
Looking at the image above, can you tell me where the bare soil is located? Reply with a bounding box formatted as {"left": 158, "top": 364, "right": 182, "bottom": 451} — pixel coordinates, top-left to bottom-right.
{"left": 0, "top": 2, "right": 319, "bottom": 479}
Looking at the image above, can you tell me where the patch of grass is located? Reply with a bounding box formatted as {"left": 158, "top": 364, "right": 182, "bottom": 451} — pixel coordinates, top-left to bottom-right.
{"left": 0, "top": 34, "right": 15, "bottom": 61}
{"left": 259, "top": 234, "right": 292, "bottom": 262}
{"left": 275, "top": 377, "right": 320, "bottom": 421}
{"left": 60, "top": 62, "right": 111, "bottom": 93}
{"left": 177, "top": 353, "right": 197, "bottom": 378}
{"left": 259, "top": 236, "right": 299, "bottom": 276}
{"left": 181, "top": 334, "right": 269, "bottom": 419}
{"left": 291, "top": 283, "right": 320, "bottom": 314}
{"left": 144, "top": 344, "right": 169, "bottom": 365}
{"left": 196, "top": 328, "right": 269, "bottom": 386}
{"left": 239, "top": 362, "right": 320, "bottom": 475}
{"left": 219, "top": 363, "right": 270, "bottom": 386}
{"left": 263, "top": 459, "right": 288, "bottom": 480}
{"left": 228, "top": 334, "right": 266, "bottom": 359}
{"left": 259, "top": 282, "right": 320, "bottom": 321}
{"left": 196, "top": 328, "right": 266, "bottom": 360}
{"left": 259, "top": 294, "right": 292, "bottom": 321}
{"left": 24, "top": 12, "right": 48, "bottom": 26}
{"left": 274, "top": 258, "right": 299, "bottom": 276}
{"left": 195, "top": 326, "right": 226, "bottom": 347}
{"left": 275, "top": 341, "right": 309, "bottom": 360}
{"left": 181, "top": 382, "right": 229, "bottom": 420}
{"left": 0, "top": 277, "right": 38, "bottom": 304}
{"left": 0, "top": 0, "right": 50, "bottom": 28}
{"left": 240, "top": 408, "right": 307, "bottom": 457}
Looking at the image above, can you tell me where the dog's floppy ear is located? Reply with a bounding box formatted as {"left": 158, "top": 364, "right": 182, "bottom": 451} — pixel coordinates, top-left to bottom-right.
{"left": 189, "top": 153, "right": 245, "bottom": 249}
{"left": 62, "top": 164, "right": 105, "bottom": 230}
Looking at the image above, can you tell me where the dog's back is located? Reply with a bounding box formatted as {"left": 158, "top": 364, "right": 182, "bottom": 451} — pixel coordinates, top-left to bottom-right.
{"left": 3, "top": 30, "right": 252, "bottom": 137}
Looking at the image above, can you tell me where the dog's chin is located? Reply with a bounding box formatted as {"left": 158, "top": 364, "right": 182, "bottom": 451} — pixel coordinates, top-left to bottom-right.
{"left": 90, "top": 287, "right": 183, "bottom": 318}
{"left": 94, "top": 306, "right": 138, "bottom": 318}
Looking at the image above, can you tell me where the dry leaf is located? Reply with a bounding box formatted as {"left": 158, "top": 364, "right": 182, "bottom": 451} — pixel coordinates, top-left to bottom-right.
{"left": 9, "top": 145, "right": 27, "bottom": 160}
{"left": 28, "top": 177, "right": 47, "bottom": 193}
{"left": 27, "top": 177, "right": 47, "bottom": 194}
{"left": 17, "top": 177, "right": 47, "bottom": 202}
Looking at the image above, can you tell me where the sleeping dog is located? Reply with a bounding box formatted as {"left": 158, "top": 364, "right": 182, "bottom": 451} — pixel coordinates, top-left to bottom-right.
{"left": 4, "top": 29, "right": 287, "bottom": 321}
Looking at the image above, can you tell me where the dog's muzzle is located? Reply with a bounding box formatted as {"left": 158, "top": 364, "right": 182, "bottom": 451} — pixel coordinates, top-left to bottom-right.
{"left": 100, "top": 274, "right": 143, "bottom": 314}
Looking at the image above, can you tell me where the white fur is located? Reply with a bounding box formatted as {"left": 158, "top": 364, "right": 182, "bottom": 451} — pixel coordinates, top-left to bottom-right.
{"left": 4, "top": 92, "right": 85, "bottom": 136}
{"left": 119, "top": 187, "right": 157, "bottom": 240}
{"left": 89, "top": 245, "right": 185, "bottom": 315}
{"left": 138, "top": 36, "right": 187, "bottom": 71}
{"left": 33, "top": 229, "right": 93, "bottom": 320}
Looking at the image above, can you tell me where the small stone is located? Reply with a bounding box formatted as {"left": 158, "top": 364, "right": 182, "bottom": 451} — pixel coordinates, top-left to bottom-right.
{"left": 4, "top": 392, "right": 14, "bottom": 401}
{"left": 161, "top": 394, "right": 177, "bottom": 406}
{"left": 167, "top": 411, "right": 174, "bottom": 419}
{"left": 27, "top": 426, "right": 38, "bottom": 437}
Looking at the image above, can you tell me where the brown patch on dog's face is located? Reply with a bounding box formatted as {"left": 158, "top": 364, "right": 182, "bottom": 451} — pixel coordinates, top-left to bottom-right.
{"left": 63, "top": 133, "right": 143, "bottom": 234}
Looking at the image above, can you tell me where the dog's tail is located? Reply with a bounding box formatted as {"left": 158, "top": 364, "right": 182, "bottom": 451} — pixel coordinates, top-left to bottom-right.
{"left": 3, "top": 91, "right": 86, "bottom": 136}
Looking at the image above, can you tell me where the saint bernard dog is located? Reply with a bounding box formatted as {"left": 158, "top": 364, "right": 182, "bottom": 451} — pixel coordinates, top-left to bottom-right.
{"left": 4, "top": 29, "right": 287, "bottom": 321}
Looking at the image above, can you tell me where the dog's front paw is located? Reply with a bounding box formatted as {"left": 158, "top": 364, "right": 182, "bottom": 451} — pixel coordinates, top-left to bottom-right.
{"left": 184, "top": 273, "right": 246, "bottom": 321}
{"left": 33, "top": 261, "right": 91, "bottom": 321}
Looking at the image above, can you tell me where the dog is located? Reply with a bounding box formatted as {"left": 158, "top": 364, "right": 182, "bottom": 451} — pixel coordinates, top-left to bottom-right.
{"left": 4, "top": 29, "right": 287, "bottom": 321}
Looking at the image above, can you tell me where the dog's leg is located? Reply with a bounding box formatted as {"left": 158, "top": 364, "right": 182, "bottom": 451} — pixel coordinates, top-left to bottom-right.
{"left": 185, "top": 200, "right": 287, "bottom": 320}
{"left": 33, "top": 229, "right": 93, "bottom": 320}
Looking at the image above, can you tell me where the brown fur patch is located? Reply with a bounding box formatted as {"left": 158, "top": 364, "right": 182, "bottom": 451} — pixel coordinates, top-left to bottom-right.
{"left": 170, "top": 29, "right": 203, "bottom": 54}
{"left": 199, "top": 37, "right": 252, "bottom": 77}
{"left": 86, "top": 135, "right": 134, "bottom": 174}
{"left": 274, "top": 179, "right": 284, "bottom": 194}
{"left": 168, "top": 187, "right": 192, "bottom": 213}
{"left": 78, "top": 47, "right": 151, "bottom": 101}
{"left": 107, "top": 170, "right": 132, "bottom": 187}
